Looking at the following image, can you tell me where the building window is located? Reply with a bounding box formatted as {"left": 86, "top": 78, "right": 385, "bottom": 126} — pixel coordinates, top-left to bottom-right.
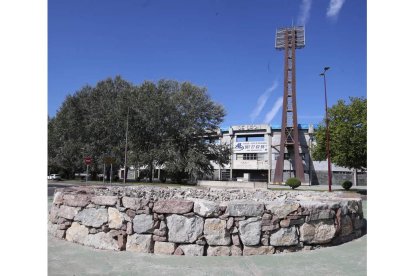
{"left": 236, "top": 135, "right": 264, "bottom": 142}
{"left": 236, "top": 154, "right": 243, "bottom": 160}
{"left": 243, "top": 153, "right": 257, "bottom": 160}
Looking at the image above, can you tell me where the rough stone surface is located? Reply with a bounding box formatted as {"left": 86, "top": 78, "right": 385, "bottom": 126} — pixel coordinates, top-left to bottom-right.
{"left": 204, "top": 218, "right": 231, "bottom": 245}
{"left": 66, "top": 222, "right": 89, "bottom": 243}
{"left": 153, "top": 235, "right": 167, "bottom": 242}
{"left": 227, "top": 201, "right": 264, "bottom": 217}
{"left": 307, "top": 209, "right": 335, "bottom": 221}
{"left": 154, "top": 242, "right": 176, "bottom": 255}
{"left": 126, "top": 234, "right": 153, "bottom": 253}
{"left": 270, "top": 227, "right": 298, "bottom": 246}
{"left": 340, "top": 215, "right": 353, "bottom": 236}
{"left": 300, "top": 220, "right": 336, "bottom": 244}
{"left": 230, "top": 245, "right": 242, "bottom": 256}
{"left": 239, "top": 217, "right": 262, "bottom": 246}
{"left": 227, "top": 217, "right": 234, "bottom": 229}
{"left": 153, "top": 229, "right": 166, "bottom": 237}
{"left": 232, "top": 234, "right": 240, "bottom": 246}
{"left": 57, "top": 205, "right": 80, "bottom": 220}
{"left": 74, "top": 208, "right": 108, "bottom": 228}
{"left": 53, "top": 191, "right": 64, "bottom": 205}
{"left": 51, "top": 187, "right": 364, "bottom": 256}
{"left": 174, "top": 247, "right": 184, "bottom": 255}
{"left": 133, "top": 214, "right": 154, "bottom": 234}
{"left": 192, "top": 199, "right": 219, "bottom": 217}
{"left": 266, "top": 202, "right": 300, "bottom": 219}
{"left": 108, "top": 207, "right": 123, "bottom": 229}
{"left": 48, "top": 222, "right": 65, "bottom": 239}
{"left": 179, "top": 244, "right": 205, "bottom": 256}
{"left": 207, "top": 246, "right": 231, "bottom": 256}
{"left": 353, "top": 217, "right": 364, "bottom": 230}
{"left": 166, "top": 214, "right": 204, "bottom": 243}
{"left": 91, "top": 196, "right": 118, "bottom": 206}
{"left": 122, "top": 197, "right": 148, "bottom": 210}
{"left": 83, "top": 232, "right": 119, "bottom": 251}
{"left": 153, "top": 200, "right": 193, "bottom": 214}
{"left": 63, "top": 194, "right": 90, "bottom": 207}
{"left": 243, "top": 246, "right": 275, "bottom": 256}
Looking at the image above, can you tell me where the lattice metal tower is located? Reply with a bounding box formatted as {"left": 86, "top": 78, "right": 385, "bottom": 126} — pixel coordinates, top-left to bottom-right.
{"left": 274, "top": 26, "right": 305, "bottom": 183}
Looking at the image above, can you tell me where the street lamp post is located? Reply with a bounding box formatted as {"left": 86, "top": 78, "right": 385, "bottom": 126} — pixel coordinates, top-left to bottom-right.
{"left": 320, "top": 67, "right": 332, "bottom": 192}
{"left": 123, "top": 107, "right": 130, "bottom": 184}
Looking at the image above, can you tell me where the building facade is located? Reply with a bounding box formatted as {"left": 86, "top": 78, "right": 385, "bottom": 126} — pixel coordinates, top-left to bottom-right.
{"left": 204, "top": 124, "right": 366, "bottom": 186}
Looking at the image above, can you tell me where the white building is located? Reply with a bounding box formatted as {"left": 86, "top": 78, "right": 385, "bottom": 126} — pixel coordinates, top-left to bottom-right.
{"left": 203, "top": 124, "right": 366, "bottom": 186}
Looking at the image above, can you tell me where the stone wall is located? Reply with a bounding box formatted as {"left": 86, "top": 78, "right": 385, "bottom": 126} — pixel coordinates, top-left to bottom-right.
{"left": 48, "top": 186, "right": 366, "bottom": 256}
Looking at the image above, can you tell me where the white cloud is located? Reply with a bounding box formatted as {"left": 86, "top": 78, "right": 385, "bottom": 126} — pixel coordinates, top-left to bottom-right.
{"left": 298, "top": 0, "right": 312, "bottom": 26}
{"left": 250, "top": 80, "right": 278, "bottom": 122}
{"left": 264, "top": 96, "right": 284, "bottom": 124}
{"left": 327, "top": 0, "right": 346, "bottom": 18}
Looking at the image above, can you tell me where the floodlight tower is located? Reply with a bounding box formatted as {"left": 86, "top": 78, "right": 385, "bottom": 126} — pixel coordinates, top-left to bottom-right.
{"left": 273, "top": 26, "right": 305, "bottom": 183}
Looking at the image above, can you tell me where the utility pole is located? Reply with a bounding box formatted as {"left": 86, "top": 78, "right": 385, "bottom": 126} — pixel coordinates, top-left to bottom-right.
{"left": 123, "top": 107, "right": 130, "bottom": 184}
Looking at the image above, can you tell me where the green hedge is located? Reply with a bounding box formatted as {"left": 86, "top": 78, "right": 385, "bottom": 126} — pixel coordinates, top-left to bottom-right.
{"left": 286, "top": 177, "right": 301, "bottom": 189}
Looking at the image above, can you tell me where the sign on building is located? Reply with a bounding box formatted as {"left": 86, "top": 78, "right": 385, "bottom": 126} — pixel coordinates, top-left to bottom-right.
{"left": 232, "top": 124, "right": 268, "bottom": 131}
{"left": 233, "top": 141, "right": 267, "bottom": 153}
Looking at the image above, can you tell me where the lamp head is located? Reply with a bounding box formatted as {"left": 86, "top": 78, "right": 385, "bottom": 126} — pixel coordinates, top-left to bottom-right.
{"left": 324, "top": 66, "right": 330, "bottom": 71}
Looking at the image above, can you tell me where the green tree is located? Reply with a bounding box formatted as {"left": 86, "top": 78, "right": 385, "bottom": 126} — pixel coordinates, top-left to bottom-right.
{"left": 48, "top": 77, "right": 133, "bottom": 179}
{"left": 312, "top": 97, "right": 367, "bottom": 171}
{"left": 48, "top": 77, "right": 230, "bottom": 182}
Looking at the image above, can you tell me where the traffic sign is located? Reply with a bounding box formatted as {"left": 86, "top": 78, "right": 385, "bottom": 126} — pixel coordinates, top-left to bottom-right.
{"left": 104, "top": 156, "right": 115, "bottom": 165}
{"left": 84, "top": 156, "right": 92, "bottom": 165}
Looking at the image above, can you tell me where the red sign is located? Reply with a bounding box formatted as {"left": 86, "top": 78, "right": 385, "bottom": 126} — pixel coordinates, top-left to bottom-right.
{"left": 84, "top": 157, "right": 92, "bottom": 165}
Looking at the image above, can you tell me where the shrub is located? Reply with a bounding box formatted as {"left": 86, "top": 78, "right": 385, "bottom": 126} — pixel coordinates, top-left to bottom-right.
{"left": 286, "top": 177, "right": 301, "bottom": 189}
{"left": 342, "top": 180, "right": 353, "bottom": 190}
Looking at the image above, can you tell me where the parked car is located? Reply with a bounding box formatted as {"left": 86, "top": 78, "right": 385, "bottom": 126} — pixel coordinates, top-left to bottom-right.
{"left": 48, "top": 174, "right": 62, "bottom": 180}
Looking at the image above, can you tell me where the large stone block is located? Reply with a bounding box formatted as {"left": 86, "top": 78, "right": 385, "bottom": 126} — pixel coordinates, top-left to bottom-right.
{"left": 243, "top": 246, "right": 275, "bottom": 256}
{"left": 49, "top": 205, "right": 59, "bottom": 223}
{"left": 66, "top": 222, "right": 89, "bottom": 243}
{"left": 74, "top": 208, "right": 108, "bottom": 228}
{"left": 192, "top": 199, "right": 219, "bottom": 217}
{"left": 307, "top": 209, "right": 335, "bottom": 222}
{"left": 239, "top": 217, "right": 262, "bottom": 246}
{"left": 207, "top": 246, "right": 231, "bottom": 256}
{"left": 266, "top": 202, "right": 300, "bottom": 219}
{"left": 230, "top": 245, "right": 242, "bottom": 256}
{"left": 91, "top": 196, "right": 118, "bottom": 206}
{"left": 122, "top": 197, "right": 148, "bottom": 210}
{"left": 166, "top": 214, "right": 204, "bottom": 243}
{"left": 63, "top": 194, "right": 90, "bottom": 207}
{"left": 179, "top": 244, "right": 205, "bottom": 256}
{"left": 340, "top": 215, "right": 353, "bottom": 236}
{"left": 48, "top": 222, "right": 65, "bottom": 239}
{"left": 57, "top": 205, "right": 80, "bottom": 220}
{"left": 126, "top": 234, "right": 153, "bottom": 253}
{"left": 53, "top": 191, "right": 64, "bottom": 205}
{"left": 227, "top": 201, "right": 264, "bottom": 217}
{"left": 84, "top": 232, "right": 119, "bottom": 251}
{"left": 153, "top": 200, "right": 194, "bottom": 214}
{"left": 154, "top": 242, "right": 176, "bottom": 255}
{"left": 203, "top": 218, "right": 231, "bottom": 245}
{"left": 133, "top": 214, "right": 154, "bottom": 234}
{"left": 300, "top": 220, "right": 336, "bottom": 244}
{"left": 108, "top": 207, "right": 123, "bottom": 229}
{"left": 270, "top": 226, "right": 298, "bottom": 246}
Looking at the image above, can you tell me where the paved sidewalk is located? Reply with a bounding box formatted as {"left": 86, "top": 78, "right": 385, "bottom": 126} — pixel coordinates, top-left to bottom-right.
{"left": 48, "top": 199, "right": 366, "bottom": 276}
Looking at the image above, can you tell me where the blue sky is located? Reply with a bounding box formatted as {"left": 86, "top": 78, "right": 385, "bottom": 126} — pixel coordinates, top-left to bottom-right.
{"left": 48, "top": 0, "right": 366, "bottom": 128}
